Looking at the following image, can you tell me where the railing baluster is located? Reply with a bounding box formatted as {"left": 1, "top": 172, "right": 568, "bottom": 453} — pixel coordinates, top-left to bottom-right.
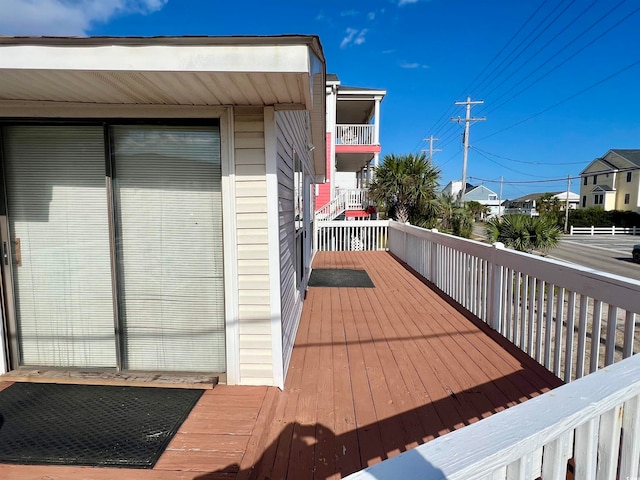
{"left": 576, "top": 295, "right": 589, "bottom": 379}
{"left": 597, "top": 405, "right": 624, "bottom": 479}
{"left": 535, "top": 280, "right": 545, "bottom": 363}
{"left": 623, "top": 311, "right": 636, "bottom": 358}
{"left": 564, "top": 291, "right": 576, "bottom": 382}
{"left": 544, "top": 283, "right": 554, "bottom": 370}
{"left": 605, "top": 304, "right": 617, "bottom": 366}
{"left": 553, "top": 287, "right": 565, "bottom": 377}
{"left": 619, "top": 394, "right": 640, "bottom": 480}
{"left": 574, "top": 417, "right": 599, "bottom": 479}
{"left": 590, "top": 300, "right": 603, "bottom": 374}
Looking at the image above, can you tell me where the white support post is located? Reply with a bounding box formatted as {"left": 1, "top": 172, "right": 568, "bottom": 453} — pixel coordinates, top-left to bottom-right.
{"left": 430, "top": 228, "right": 439, "bottom": 283}
{"left": 373, "top": 96, "right": 381, "bottom": 146}
{"left": 489, "top": 242, "right": 505, "bottom": 332}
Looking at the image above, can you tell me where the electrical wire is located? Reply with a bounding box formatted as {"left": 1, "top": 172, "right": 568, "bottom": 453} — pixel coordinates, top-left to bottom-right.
{"left": 470, "top": 146, "right": 593, "bottom": 166}
{"left": 476, "top": 58, "right": 640, "bottom": 141}
{"left": 480, "top": 0, "right": 598, "bottom": 100}
{"left": 481, "top": 1, "right": 635, "bottom": 117}
{"left": 476, "top": 0, "right": 578, "bottom": 98}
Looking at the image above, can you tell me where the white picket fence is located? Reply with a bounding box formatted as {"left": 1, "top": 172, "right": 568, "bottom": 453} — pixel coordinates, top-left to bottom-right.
{"left": 315, "top": 220, "right": 388, "bottom": 251}
{"left": 342, "top": 221, "right": 640, "bottom": 479}
{"left": 570, "top": 225, "right": 639, "bottom": 235}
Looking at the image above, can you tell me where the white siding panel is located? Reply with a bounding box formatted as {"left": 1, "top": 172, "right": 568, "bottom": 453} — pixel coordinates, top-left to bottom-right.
{"left": 234, "top": 107, "right": 273, "bottom": 385}
{"left": 275, "top": 110, "right": 314, "bottom": 380}
{"left": 238, "top": 244, "right": 269, "bottom": 260}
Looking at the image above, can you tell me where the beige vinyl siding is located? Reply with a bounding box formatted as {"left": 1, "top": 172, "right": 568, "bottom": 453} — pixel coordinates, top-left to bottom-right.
{"left": 234, "top": 107, "right": 274, "bottom": 385}
{"left": 275, "top": 110, "right": 314, "bottom": 376}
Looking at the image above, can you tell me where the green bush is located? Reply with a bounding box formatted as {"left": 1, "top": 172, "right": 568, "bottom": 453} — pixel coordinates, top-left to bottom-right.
{"left": 568, "top": 208, "right": 640, "bottom": 227}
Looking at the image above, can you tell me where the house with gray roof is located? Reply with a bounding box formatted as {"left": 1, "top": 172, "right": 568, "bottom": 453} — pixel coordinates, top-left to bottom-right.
{"left": 579, "top": 149, "right": 640, "bottom": 212}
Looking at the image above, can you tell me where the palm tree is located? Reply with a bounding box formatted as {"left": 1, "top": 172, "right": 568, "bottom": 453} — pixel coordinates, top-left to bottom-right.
{"left": 486, "top": 214, "right": 561, "bottom": 253}
{"left": 437, "top": 193, "right": 473, "bottom": 237}
{"left": 369, "top": 153, "right": 441, "bottom": 224}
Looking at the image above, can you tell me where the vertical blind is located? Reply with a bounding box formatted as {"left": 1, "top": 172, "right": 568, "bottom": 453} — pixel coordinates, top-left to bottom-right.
{"left": 112, "top": 126, "right": 225, "bottom": 372}
{"left": 3, "top": 126, "right": 116, "bottom": 367}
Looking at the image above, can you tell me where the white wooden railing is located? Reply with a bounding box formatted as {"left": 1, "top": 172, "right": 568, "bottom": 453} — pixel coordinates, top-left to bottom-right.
{"left": 335, "top": 124, "right": 375, "bottom": 145}
{"left": 316, "top": 189, "right": 370, "bottom": 221}
{"left": 315, "top": 220, "right": 388, "bottom": 251}
{"left": 349, "top": 221, "right": 640, "bottom": 479}
{"left": 336, "top": 188, "right": 369, "bottom": 210}
{"left": 348, "top": 353, "right": 640, "bottom": 480}
{"left": 570, "top": 225, "right": 639, "bottom": 235}
{"left": 504, "top": 207, "right": 539, "bottom": 216}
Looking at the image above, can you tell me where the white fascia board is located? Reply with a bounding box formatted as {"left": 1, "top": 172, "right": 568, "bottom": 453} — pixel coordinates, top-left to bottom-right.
{"left": 0, "top": 44, "right": 311, "bottom": 74}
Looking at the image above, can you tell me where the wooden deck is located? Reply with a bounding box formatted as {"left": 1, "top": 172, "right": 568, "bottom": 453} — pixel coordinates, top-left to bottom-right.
{"left": 0, "top": 251, "right": 563, "bottom": 480}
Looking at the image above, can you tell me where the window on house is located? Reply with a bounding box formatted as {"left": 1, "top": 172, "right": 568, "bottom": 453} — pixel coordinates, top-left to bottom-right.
{"left": 627, "top": 172, "right": 632, "bottom": 182}
{"left": 593, "top": 175, "right": 597, "bottom": 185}
{"left": 582, "top": 195, "right": 586, "bottom": 207}
{"left": 583, "top": 176, "right": 587, "bottom": 186}
{"left": 594, "top": 194, "right": 603, "bottom": 205}
{"left": 625, "top": 193, "right": 630, "bottom": 204}
{"left": 488, "top": 194, "right": 497, "bottom": 200}
{"left": 293, "top": 153, "right": 304, "bottom": 288}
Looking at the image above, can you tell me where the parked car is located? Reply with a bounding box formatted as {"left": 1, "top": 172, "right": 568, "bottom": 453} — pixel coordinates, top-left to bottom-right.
{"left": 634, "top": 244, "right": 640, "bottom": 263}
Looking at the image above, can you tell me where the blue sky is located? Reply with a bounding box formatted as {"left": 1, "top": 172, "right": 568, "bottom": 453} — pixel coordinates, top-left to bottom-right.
{"left": 1, "top": 0, "right": 638, "bottom": 200}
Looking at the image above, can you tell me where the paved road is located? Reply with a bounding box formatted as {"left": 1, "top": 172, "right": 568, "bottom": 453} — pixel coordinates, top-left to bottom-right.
{"left": 548, "top": 235, "right": 640, "bottom": 281}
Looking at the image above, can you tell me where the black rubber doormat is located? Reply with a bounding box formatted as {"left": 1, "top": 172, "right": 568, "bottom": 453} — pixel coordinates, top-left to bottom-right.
{"left": 308, "top": 268, "right": 375, "bottom": 288}
{"left": 0, "top": 382, "right": 204, "bottom": 468}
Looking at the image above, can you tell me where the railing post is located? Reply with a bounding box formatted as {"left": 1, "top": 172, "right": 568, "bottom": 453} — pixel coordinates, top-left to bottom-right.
{"left": 430, "top": 228, "right": 439, "bottom": 284}
{"left": 570, "top": 225, "right": 574, "bottom": 235}
{"left": 591, "top": 226, "right": 594, "bottom": 235}
{"left": 489, "top": 242, "right": 505, "bottom": 332}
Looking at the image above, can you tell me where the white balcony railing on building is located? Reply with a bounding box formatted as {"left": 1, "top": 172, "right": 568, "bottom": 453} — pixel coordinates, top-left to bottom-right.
{"left": 341, "top": 220, "right": 640, "bottom": 479}
{"left": 336, "top": 188, "right": 369, "bottom": 211}
{"left": 315, "top": 220, "right": 388, "bottom": 251}
{"left": 335, "top": 124, "right": 375, "bottom": 145}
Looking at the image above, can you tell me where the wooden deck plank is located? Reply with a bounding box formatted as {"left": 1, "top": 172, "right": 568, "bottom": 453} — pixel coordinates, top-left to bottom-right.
{"left": 0, "top": 251, "right": 563, "bottom": 480}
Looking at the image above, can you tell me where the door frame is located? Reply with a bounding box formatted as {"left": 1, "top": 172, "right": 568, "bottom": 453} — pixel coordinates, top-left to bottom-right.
{"left": 0, "top": 114, "right": 236, "bottom": 376}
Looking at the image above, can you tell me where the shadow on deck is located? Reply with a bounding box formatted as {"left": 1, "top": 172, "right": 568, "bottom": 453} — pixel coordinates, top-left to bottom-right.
{"left": 211, "top": 251, "right": 563, "bottom": 479}
{"left": 0, "top": 251, "right": 563, "bottom": 480}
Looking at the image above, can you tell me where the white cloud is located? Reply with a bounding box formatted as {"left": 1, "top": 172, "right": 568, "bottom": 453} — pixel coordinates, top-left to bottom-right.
{"left": 340, "top": 9, "right": 359, "bottom": 17}
{"left": 398, "top": 0, "right": 419, "bottom": 6}
{"left": 367, "top": 11, "right": 375, "bottom": 20}
{"left": 0, "top": 0, "right": 168, "bottom": 36}
{"left": 340, "top": 27, "right": 368, "bottom": 48}
{"left": 400, "top": 61, "right": 429, "bottom": 69}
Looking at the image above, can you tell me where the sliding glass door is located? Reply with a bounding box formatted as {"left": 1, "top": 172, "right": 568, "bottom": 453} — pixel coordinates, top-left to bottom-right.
{"left": 112, "top": 126, "right": 225, "bottom": 372}
{"left": 1, "top": 123, "right": 225, "bottom": 372}
{"left": 2, "top": 126, "right": 116, "bottom": 368}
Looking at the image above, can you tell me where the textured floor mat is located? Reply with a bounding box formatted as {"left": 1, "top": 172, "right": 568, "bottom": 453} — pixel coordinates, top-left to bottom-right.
{"left": 0, "top": 382, "right": 203, "bottom": 468}
{"left": 308, "top": 268, "right": 375, "bottom": 288}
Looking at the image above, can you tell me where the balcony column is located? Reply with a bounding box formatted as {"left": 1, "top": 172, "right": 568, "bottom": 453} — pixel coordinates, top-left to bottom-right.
{"left": 374, "top": 96, "right": 381, "bottom": 167}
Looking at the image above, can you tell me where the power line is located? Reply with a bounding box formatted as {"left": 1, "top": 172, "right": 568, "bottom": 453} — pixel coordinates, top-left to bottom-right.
{"left": 463, "top": 0, "right": 552, "bottom": 95}
{"left": 472, "top": 147, "right": 555, "bottom": 179}
{"left": 480, "top": 0, "right": 635, "bottom": 117}
{"left": 470, "top": 146, "right": 590, "bottom": 165}
{"left": 413, "top": 0, "right": 552, "bottom": 149}
{"left": 476, "top": 58, "right": 640, "bottom": 141}
{"left": 476, "top": 0, "right": 578, "bottom": 98}
{"left": 480, "top": 0, "right": 598, "bottom": 100}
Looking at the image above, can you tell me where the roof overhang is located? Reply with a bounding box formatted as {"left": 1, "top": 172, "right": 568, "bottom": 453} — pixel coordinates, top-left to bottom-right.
{"left": 336, "top": 86, "right": 386, "bottom": 124}
{"left": 0, "top": 35, "right": 327, "bottom": 178}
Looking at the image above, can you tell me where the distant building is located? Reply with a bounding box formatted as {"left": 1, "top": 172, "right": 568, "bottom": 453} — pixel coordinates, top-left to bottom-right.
{"left": 441, "top": 180, "right": 502, "bottom": 217}
{"left": 579, "top": 149, "right": 640, "bottom": 212}
{"left": 504, "top": 191, "right": 579, "bottom": 216}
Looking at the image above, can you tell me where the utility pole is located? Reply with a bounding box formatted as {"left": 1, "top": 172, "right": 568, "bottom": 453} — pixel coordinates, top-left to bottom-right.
{"left": 499, "top": 175, "right": 504, "bottom": 217}
{"left": 451, "top": 96, "right": 486, "bottom": 204}
{"left": 564, "top": 174, "right": 571, "bottom": 233}
{"left": 421, "top": 135, "right": 442, "bottom": 162}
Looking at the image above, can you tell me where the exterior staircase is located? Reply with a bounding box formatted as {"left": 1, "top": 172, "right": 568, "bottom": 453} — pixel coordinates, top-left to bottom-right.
{"left": 315, "top": 188, "right": 370, "bottom": 221}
